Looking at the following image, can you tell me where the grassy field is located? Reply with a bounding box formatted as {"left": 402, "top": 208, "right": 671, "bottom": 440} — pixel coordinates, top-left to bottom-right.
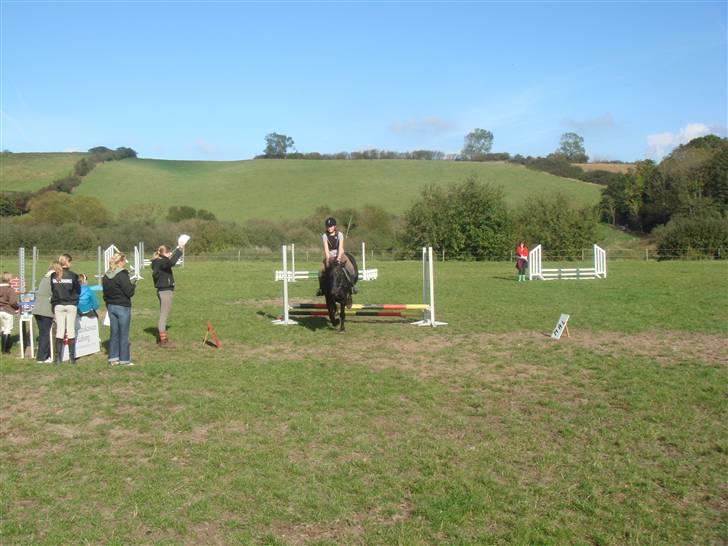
{"left": 71, "top": 159, "right": 604, "bottom": 222}
{"left": 1, "top": 258, "right": 726, "bottom": 544}
{"left": 0, "top": 152, "right": 86, "bottom": 192}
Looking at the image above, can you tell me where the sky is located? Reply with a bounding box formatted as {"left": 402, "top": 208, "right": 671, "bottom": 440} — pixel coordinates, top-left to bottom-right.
{"left": 1, "top": 1, "right": 726, "bottom": 162}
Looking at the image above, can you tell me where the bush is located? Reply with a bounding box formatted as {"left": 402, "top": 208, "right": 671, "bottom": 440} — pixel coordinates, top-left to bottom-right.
{"left": 654, "top": 216, "right": 728, "bottom": 259}
{"left": 524, "top": 156, "right": 585, "bottom": 179}
{"left": 515, "top": 193, "right": 597, "bottom": 259}
{"left": 402, "top": 177, "right": 513, "bottom": 259}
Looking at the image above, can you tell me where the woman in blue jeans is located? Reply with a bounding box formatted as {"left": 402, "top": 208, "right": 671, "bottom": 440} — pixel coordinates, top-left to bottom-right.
{"left": 102, "top": 253, "right": 136, "bottom": 366}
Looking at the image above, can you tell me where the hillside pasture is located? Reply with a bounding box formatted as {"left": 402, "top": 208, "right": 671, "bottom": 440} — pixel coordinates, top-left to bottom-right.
{"left": 576, "top": 162, "right": 634, "bottom": 174}
{"left": 0, "top": 152, "right": 86, "bottom": 192}
{"left": 75, "top": 159, "right": 604, "bottom": 222}
{"left": 0, "top": 258, "right": 726, "bottom": 544}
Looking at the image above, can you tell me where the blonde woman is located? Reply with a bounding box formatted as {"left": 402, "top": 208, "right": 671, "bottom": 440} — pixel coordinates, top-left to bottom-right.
{"left": 0, "top": 272, "right": 19, "bottom": 354}
{"left": 102, "top": 253, "right": 136, "bottom": 366}
{"left": 50, "top": 255, "right": 80, "bottom": 363}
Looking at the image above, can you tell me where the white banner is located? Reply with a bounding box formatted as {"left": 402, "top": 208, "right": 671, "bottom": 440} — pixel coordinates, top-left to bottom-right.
{"left": 63, "top": 315, "right": 101, "bottom": 360}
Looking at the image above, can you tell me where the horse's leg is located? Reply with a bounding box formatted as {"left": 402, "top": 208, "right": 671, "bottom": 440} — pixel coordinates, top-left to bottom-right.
{"left": 325, "top": 294, "right": 338, "bottom": 326}
{"left": 338, "top": 301, "right": 345, "bottom": 333}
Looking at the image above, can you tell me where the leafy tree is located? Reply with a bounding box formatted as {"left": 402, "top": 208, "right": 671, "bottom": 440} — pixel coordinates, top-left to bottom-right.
{"left": 167, "top": 206, "right": 197, "bottom": 222}
{"left": 556, "top": 132, "right": 588, "bottom": 163}
{"left": 196, "top": 209, "right": 217, "bottom": 221}
{"left": 264, "top": 133, "right": 295, "bottom": 158}
{"left": 28, "top": 192, "right": 111, "bottom": 228}
{"left": 461, "top": 129, "right": 494, "bottom": 160}
{"left": 515, "top": 193, "right": 597, "bottom": 259}
{"left": 402, "top": 177, "right": 512, "bottom": 259}
{"left": 703, "top": 140, "right": 728, "bottom": 213}
{"left": 0, "top": 195, "right": 21, "bottom": 216}
{"left": 118, "top": 204, "right": 166, "bottom": 226}
{"left": 654, "top": 215, "right": 728, "bottom": 259}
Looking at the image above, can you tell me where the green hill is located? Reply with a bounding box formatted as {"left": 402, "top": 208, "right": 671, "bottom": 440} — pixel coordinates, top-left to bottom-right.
{"left": 75, "top": 158, "right": 603, "bottom": 221}
{"left": 0, "top": 152, "right": 86, "bottom": 192}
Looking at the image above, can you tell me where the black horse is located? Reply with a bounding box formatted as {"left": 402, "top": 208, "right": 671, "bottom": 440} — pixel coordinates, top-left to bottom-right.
{"left": 321, "top": 252, "right": 358, "bottom": 332}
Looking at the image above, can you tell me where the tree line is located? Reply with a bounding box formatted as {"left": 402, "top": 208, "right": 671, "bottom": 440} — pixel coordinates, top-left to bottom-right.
{"left": 257, "top": 130, "right": 587, "bottom": 163}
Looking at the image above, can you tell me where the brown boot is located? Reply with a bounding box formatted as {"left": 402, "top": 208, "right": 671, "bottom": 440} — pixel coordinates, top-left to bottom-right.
{"left": 158, "top": 332, "right": 176, "bottom": 348}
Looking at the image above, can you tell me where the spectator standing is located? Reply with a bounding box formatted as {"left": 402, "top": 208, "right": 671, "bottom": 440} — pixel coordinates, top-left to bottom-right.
{"left": 0, "top": 272, "right": 19, "bottom": 354}
{"left": 33, "top": 263, "right": 57, "bottom": 363}
{"left": 102, "top": 253, "right": 136, "bottom": 367}
{"left": 151, "top": 242, "right": 185, "bottom": 347}
{"left": 50, "top": 255, "right": 80, "bottom": 363}
{"left": 515, "top": 241, "right": 529, "bottom": 282}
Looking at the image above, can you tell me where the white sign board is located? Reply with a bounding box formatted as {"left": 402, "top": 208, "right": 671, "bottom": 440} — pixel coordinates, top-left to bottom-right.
{"left": 551, "top": 313, "right": 570, "bottom": 340}
{"left": 63, "top": 315, "right": 101, "bottom": 360}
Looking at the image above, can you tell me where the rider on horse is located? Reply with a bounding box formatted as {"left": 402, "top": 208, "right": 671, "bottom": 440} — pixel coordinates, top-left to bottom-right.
{"left": 316, "top": 217, "right": 357, "bottom": 297}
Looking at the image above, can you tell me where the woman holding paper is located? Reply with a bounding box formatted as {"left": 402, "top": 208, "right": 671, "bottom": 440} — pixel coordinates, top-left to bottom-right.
{"left": 151, "top": 235, "right": 189, "bottom": 347}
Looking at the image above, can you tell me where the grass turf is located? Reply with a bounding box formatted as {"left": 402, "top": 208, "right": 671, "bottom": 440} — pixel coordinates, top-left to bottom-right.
{"left": 0, "top": 259, "right": 726, "bottom": 544}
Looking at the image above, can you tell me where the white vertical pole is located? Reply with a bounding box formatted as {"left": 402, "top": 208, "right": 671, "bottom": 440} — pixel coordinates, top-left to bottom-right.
{"left": 422, "top": 246, "right": 427, "bottom": 307}
{"left": 362, "top": 241, "right": 366, "bottom": 271}
{"left": 18, "top": 247, "right": 25, "bottom": 294}
{"left": 290, "top": 244, "right": 295, "bottom": 281}
{"left": 413, "top": 246, "right": 446, "bottom": 327}
{"left": 32, "top": 246, "right": 38, "bottom": 292}
{"left": 428, "top": 246, "right": 436, "bottom": 324}
{"left": 97, "top": 246, "right": 102, "bottom": 287}
{"left": 273, "top": 244, "right": 298, "bottom": 325}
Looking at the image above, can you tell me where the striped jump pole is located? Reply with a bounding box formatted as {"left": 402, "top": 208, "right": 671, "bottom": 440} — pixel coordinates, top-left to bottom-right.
{"left": 291, "top": 303, "right": 428, "bottom": 310}
{"left": 288, "top": 310, "right": 411, "bottom": 318}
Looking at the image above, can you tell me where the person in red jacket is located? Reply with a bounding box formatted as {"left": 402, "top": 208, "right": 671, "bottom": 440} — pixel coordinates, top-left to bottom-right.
{"left": 516, "top": 241, "right": 529, "bottom": 282}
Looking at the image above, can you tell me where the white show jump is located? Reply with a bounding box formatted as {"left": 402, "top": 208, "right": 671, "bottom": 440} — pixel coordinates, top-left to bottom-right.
{"left": 528, "top": 244, "right": 607, "bottom": 280}
{"left": 273, "top": 245, "right": 446, "bottom": 327}
{"left": 103, "top": 244, "right": 143, "bottom": 281}
{"left": 274, "top": 241, "right": 378, "bottom": 282}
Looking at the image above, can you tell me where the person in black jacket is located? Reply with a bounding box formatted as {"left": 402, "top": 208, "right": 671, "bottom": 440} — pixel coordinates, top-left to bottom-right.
{"left": 50, "top": 254, "right": 81, "bottom": 364}
{"left": 151, "top": 243, "right": 184, "bottom": 347}
{"left": 102, "top": 253, "right": 136, "bottom": 366}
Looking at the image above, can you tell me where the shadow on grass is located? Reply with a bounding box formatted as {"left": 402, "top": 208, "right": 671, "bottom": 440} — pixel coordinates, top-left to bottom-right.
{"left": 143, "top": 326, "right": 173, "bottom": 341}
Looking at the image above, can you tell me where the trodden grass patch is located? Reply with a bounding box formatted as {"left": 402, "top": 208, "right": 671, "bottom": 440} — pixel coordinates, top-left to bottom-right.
{"left": 1, "top": 259, "right": 726, "bottom": 544}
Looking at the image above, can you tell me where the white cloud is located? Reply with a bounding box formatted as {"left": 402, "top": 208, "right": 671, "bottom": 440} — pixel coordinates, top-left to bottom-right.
{"left": 389, "top": 116, "right": 454, "bottom": 135}
{"left": 563, "top": 113, "right": 615, "bottom": 131}
{"left": 192, "top": 139, "right": 220, "bottom": 156}
{"left": 646, "top": 123, "right": 712, "bottom": 160}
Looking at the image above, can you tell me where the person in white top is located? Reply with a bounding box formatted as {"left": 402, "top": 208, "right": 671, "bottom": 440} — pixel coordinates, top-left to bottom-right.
{"left": 316, "top": 217, "right": 356, "bottom": 297}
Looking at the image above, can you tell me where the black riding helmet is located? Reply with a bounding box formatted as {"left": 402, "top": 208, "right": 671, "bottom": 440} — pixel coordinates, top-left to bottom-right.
{"left": 325, "top": 217, "right": 337, "bottom": 228}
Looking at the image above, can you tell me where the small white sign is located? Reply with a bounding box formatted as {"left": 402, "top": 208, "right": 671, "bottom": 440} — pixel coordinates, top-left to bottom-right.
{"left": 551, "top": 313, "right": 570, "bottom": 340}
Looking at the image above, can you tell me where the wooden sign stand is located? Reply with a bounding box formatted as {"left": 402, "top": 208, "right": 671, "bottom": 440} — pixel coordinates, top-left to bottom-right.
{"left": 551, "top": 314, "right": 571, "bottom": 340}
{"left": 203, "top": 320, "right": 222, "bottom": 348}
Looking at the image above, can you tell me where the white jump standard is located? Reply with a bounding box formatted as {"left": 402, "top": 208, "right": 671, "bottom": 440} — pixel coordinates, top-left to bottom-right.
{"left": 528, "top": 244, "right": 607, "bottom": 281}
{"left": 274, "top": 241, "right": 379, "bottom": 282}
{"left": 273, "top": 245, "right": 446, "bottom": 327}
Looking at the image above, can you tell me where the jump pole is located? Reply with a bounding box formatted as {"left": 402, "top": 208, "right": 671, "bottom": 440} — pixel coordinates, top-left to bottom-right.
{"left": 412, "top": 246, "right": 447, "bottom": 327}
{"left": 272, "top": 245, "right": 298, "bottom": 325}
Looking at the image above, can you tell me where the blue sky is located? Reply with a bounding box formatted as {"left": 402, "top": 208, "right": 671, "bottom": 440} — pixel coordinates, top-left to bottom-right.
{"left": 1, "top": 1, "right": 726, "bottom": 162}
